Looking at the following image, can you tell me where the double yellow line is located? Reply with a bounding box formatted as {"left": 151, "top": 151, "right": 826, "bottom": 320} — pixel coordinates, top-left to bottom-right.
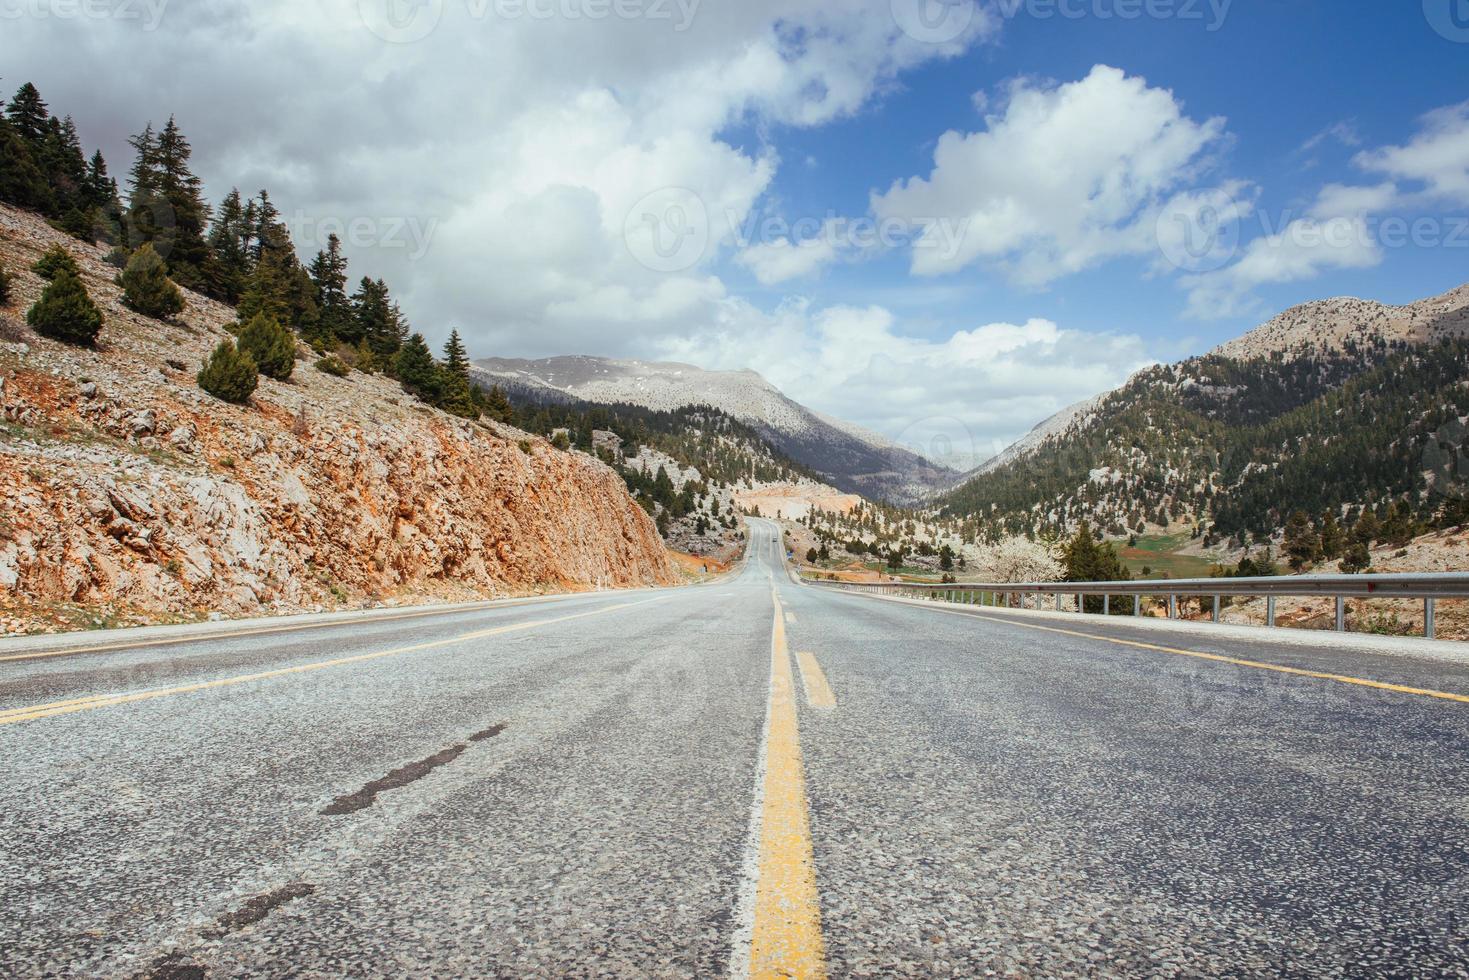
{"left": 0, "top": 598, "right": 663, "bottom": 728}
{"left": 740, "top": 590, "right": 830, "bottom": 979}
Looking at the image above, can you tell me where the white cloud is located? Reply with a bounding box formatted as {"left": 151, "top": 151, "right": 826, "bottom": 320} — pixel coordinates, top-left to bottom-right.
{"left": 872, "top": 65, "right": 1229, "bottom": 284}
{"left": 657, "top": 301, "right": 1152, "bottom": 465}
{"left": 1355, "top": 100, "right": 1469, "bottom": 206}
{"left": 1178, "top": 100, "right": 1469, "bottom": 318}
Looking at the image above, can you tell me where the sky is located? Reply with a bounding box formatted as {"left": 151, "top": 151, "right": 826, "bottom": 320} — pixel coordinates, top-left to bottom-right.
{"left": 3, "top": 0, "right": 1467, "bottom": 467}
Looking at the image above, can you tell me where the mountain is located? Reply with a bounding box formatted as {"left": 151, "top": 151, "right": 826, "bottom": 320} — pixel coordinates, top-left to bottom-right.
{"left": 471, "top": 355, "right": 959, "bottom": 503}
{"left": 0, "top": 204, "right": 674, "bottom": 635}
{"left": 937, "top": 283, "right": 1469, "bottom": 547}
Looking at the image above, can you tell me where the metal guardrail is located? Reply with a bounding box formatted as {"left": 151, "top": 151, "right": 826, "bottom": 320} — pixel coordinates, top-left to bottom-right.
{"left": 803, "top": 573, "right": 1469, "bottom": 640}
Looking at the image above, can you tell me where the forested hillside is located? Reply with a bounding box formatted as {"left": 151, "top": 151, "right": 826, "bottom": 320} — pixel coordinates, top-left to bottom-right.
{"left": 939, "top": 292, "right": 1469, "bottom": 555}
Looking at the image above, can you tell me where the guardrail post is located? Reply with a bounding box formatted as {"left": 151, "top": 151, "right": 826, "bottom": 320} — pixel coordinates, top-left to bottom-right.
{"left": 1056, "top": 594, "right": 1062, "bottom": 612}
{"left": 1133, "top": 595, "right": 1140, "bottom": 617}
{"left": 1169, "top": 595, "right": 1177, "bottom": 619}
{"left": 1335, "top": 596, "right": 1346, "bottom": 632}
{"left": 1103, "top": 594, "right": 1110, "bottom": 616}
{"left": 1426, "top": 598, "right": 1436, "bottom": 640}
{"left": 1212, "top": 595, "right": 1221, "bottom": 623}
{"left": 1267, "top": 596, "right": 1276, "bottom": 628}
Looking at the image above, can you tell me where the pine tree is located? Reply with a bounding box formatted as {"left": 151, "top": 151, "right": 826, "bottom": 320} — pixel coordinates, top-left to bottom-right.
{"left": 148, "top": 117, "right": 211, "bottom": 289}
{"left": 32, "top": 243, "right": 80, "bottom": 280}
{"left": 236, "top": 312, "right": 297, "bottom": 381}
{"left": 82, "top": 150, "right": 122, "bottom": 244}
{"left": 0, "top": 115, "right": 51, "bottom": 211}
{"left": 5, "top": 84, "right": 50, "bottom": 148}
{"left": 439, "top": 329, "right": 476, "bottom": 417}
{"left": 394, "top": 333, "right": 442, "bottom": 404}
{"left": 27, "top": 270, "right": 103, "bottom": 346}
{"left": 197, "top": 339, "right": 259, "bottom": 403}
{"left": 124, "top": 123, "right": 161, "bottom": 248}
{"left": 1318, "top": 510, "right": 1345, "bottom": 560}
{"left": 1352, "top": 507, "right": 1382, "bottom": 546}
{"left": 1283, "top": 511, "right": 1321, "bottom": 572}
{"left": 484, "top": 383, "right": 513, "bottom": 423}
{"left": 118, "top": 243, "right": 185, "bottom": 319}
{"left": 308, "top": 234, "right": 352, "bottom": 343}
{"left": 204, "top": 189, "right": 251, "bottom": 303}
{"left": 1338, "top": 541, "right": 1371, "bottom": 575}
{"left": 352, "top": 277, "right": 406, "bottom": 355}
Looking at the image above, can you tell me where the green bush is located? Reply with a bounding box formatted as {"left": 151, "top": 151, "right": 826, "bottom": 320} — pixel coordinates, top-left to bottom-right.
{"left": 236, "top": 312, "right": 296, "bottom": 381}
{"left": 26, "top": 271, "right": 103, "bottom": 346}
{"left": 118, "top": 243, "right": 185, "bottom": 319}
{"left": 314, "top": 354, "right": 349, "bottom": 377}
{"left": 32, "top": 244, "right": 80, "bottom": 281}
{"left": 197, "top": 339, "right": 259, "bottom": 404}
{"left": 103, "top": 246, "right": 130, "bottom": 270}
{"left": 0, "top": 261, "right": 11, "bottom": 305}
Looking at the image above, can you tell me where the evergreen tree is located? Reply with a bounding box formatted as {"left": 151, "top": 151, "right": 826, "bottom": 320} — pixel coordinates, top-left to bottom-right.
{"left": 197, "top": 339, "right": 258, "bottom": 403}
{"left": 394, "top": 332, "right": 442, "bottom": 404}
{"left": 148, "top": 117, "right": 210, "bottom": 289}
{"left": 1318, "top": 510, "right": 1345, "bottom": 560}
{"left": 1352, "top": 507, "right": 1382, "bottom": 546}
{"left": 308, "top": 234, "right": 352, "bottom": 342}
{"left": 352, "top": 277, "right": 406, "bottom": 356}
{"left": 0, "top": 115, "right": 51, "bottom": 211}
{"left": 439, "top": 329, "right": 476, "bottom": 417}
{"left": 5, "top": 83, "right": 50, "bottom": 148}
{"left": 82, "top": 150, "right": 123, "bottom": 244}
{"left": 1283, "top": 511, "right": 1321, "bottom": 572}
{"left": 236, "top": 312, "right": 296, "bottom": 380}
{"left": 32, "top": 244, "right": 80, "bottom": 280}
{"left": 1338, "top": 541, "right": 1371, "bottom": 575}
{"left": 124, "top": 122, "right": 162, "bottom": 248}
{"left": 27, "top": 270, "right": 103, "bottom": 346}
{"left": 204, "top": 188, "right": 252, "bottom": 303}
{"left": 118, "top": 243, "right": 185, "bottom": 319}
{"left": 483, "top": 383, "right": 513, "bottom": 422}
{"left": 1380, "top": 502, "right": 1416, "bottom": 547}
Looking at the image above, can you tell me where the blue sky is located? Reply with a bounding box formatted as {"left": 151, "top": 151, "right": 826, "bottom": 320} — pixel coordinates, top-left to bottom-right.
{"left": 724, "top": 2, "right": 1469, "bottom": 360}
{"left": 7, "top": 0, "right": 1466, "bottom": 463}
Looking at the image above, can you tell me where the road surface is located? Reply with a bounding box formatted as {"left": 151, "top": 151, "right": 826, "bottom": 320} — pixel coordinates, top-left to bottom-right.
{"left": 2, "top": 519, "right": 1467, "bottom": 977}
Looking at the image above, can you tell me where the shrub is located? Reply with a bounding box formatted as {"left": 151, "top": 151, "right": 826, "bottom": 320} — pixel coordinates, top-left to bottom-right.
{"left": 26, "top": 271, "right": 103, "bottom": 346}
{"left": 0, "top": 261, "right": 10, "bottom": 305}
{"left": 236, "top": 312, "right": 296, "bottom": 381}
{"left": 32, "top": 244, "right": 80, "bottom": 281}
{"left": 118, "top": 243, "right": 185, "bottom": 319}
{"left": 103, "top": 246, "right": 130, "bottom": 270}
{"left": 314, "top": 354, "right": 349, "bottom": 377}
{"left": 197, "top": 340, "right": 259, "bottom": 403}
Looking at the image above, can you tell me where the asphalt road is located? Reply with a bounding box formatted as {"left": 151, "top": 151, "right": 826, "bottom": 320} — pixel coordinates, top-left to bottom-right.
{"left": 2, "top": 519, "right": 1468, "bottom": 978}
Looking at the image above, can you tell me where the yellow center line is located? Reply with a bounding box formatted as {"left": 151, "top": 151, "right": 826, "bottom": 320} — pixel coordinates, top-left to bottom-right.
{"left": 852, "top": 593, "right": 1469, "bottom": 705}
{"left": 794, "top": 651, "right": 836, "bottom": 710}
{"left": 743, "top": 590, "right": 826, "bottom": 979}
{"left": 0, "top": 594, "right": 605, "bottom": 664}
{"left": 0, "top": 598, "right": 666, "bottom": 727}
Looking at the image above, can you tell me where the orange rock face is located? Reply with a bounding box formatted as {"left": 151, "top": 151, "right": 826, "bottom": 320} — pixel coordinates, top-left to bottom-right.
{"left": 0, "top": 205, "right": 674, "bottom": 633}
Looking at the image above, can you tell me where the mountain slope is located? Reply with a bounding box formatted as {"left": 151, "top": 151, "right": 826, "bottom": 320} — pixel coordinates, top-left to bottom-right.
{"left": 0, "top": 205, "right": 674, "bottom": 634}
{"left": 937, "top": 282, "right": 1469, "bottom": 545}
{"left": 471, "top": 355, "right": 958, "bottom": 503}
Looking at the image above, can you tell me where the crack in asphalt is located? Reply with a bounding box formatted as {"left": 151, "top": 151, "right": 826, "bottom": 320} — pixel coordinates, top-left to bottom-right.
{"left": 321, "top": 723, "right": 507, "bottom": 816}
{"left": 202, "top": 882, "right": 316, "bottom": 939}
{"left": 140, "top": 952, "right": 206, "bottom": 980}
